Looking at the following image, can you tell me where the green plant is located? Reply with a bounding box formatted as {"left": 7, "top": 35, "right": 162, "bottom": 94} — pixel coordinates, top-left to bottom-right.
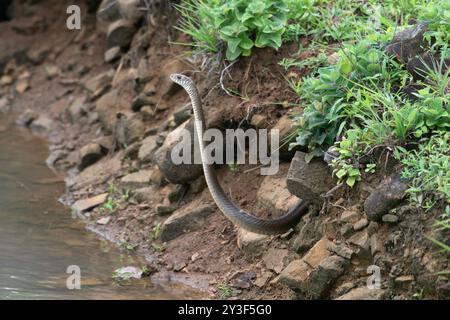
{"left": 151, "top": 243, "right": 166, "bottom": 252}
{"left": 217, "top": 282, "right": 232, "bottom": 299}
{"left": 101, "top": 197, "right": 118, "bottom": 214}
{"left": 151, "top": 223, "right": 162, "bottom": 240}
{"left": 121, "top": 189, "right": 132, "bottom": 202}
{"left": 118, "top": 240, "right": 138, "bottom": 252}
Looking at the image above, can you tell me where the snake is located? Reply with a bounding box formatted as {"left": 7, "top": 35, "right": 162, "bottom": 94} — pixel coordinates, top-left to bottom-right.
{"left": 170, "top": 74, "right": 309, "bottom": 235}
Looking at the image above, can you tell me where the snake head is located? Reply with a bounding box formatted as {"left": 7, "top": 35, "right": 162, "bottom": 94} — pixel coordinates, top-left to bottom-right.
{"left": 170, "top": 73, "right": 194, "bottom": 88}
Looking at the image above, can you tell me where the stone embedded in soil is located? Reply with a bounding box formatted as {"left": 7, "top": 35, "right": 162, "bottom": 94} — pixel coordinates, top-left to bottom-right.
{"left": 96, "top": 216, "right": 111, "bottom": 225}
{"left": 303, "top": 255, "right": 348, "bottom": 299}
{"left": 302, "top": 238, "right": 331, "bottom": 268}
{"left": 250, "top": 114, "right": 267, "bottom": 128}
{"left": 140, "top": 106, "right": 155, "bottom": 121}
{"left": 154, "top": 119, "right": 203, "bottom": 184}
{"left": 353, "top": 218, "right": 369, "bottom": 231}
{"left": 347, "top": 229, "right": 370, "bottom": 251}
{"left": 82, "top": 69, "right": 114, "bottom": 94}
{"left": 68, "top": 96, "right": 87, "bottom": 123}
{"left": 114, "top": 113, "right": 145, "bottom": 147}
{"left": 291, "top": 213, "right": 322, "bottom": 253}
{"left": 279, "top": 259, "right": 312, "bottom": 290}
{"left": 0, "top": 97, "right": 10, "bottom": 113}
{"left": 15, "top": 109, "right": 38, "bottom": 126}
{"left": 340, "top": 209, "right": 361, "bottom": 223}
{"left": 15, "top": 78, "right": 29, "bottom": 93}
{"left": 262, "top": 248, "right": 289, "bottom": 274}
{"left": 160, "top": 204, "right": 215, "bottom": 242}
{"left": 29, "top": 115, "right": 54, "bottom": 134}
{"left": 133, "top": 186, "right": 157, "bottom": 203}
{"left": 335, "top": 287, "right": 386, "bottom": 300}
{"left": 104, "top": 46, "right": 121, "bottom": 63}
{"left": 382, "top": 214, "right": 399, "bottom": 224}
{"left": 326, "top": 242, "right": 354, "bottom": 260}
{"left": 138, "top": 135, "right": 158, "bottom": 163}
{"left": 156, "top": 204, "right": 177, "bottom": 216}
{"left": 172, "top": 103, "right": 192, "bottom": 127}
{"left": 72, "top": 193, "right": 109, "bottom": 214}
{"left": 78, "top": 142, "right": 104, "bottom": 171}
{"left": 385, "top": 22, "right": 428, "bottom": 63}
{"left": 97, "top": 0, "right": 121, "bottom": 22}
{"left": 131, "top": 94, "right": 157, "bottom": 111}
{"left": 159, "top": 60, "right": 187, "bottom": 98}
{"left": 44, "top": 64, "right": 60, "bottom": 79}
{"left": 95, "top": 90, "right": 121, "bottom": 132}
{"left": 106, "top": 19, "right": 136, "bottom": 49}
{"left": 254, "top": 271, "right": 273, "bottom": 288}
{"left": 0, "top": 46, "right": 28, "bottom": 74}
{"left": 287, "top": 151, "right": 333, "bottom": 205}
{"left": 364, "top": 174, "right": 408, "bottom": 221}
{"left": 120, "top": 170, "right": 153, "bottom": 189}
{"left": 271, "top": 114, "right": 299, "bottom": 160}
{"left": 256, "top": 175, "right": 300, "bottom": 216}
{"left": 237, "top": 228, "right": 269, "bottom": 255}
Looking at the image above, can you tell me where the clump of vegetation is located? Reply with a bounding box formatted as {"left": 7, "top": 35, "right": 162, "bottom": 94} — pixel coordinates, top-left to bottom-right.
{"left": 217, "top": 282, "right": 233, "bottom": 299}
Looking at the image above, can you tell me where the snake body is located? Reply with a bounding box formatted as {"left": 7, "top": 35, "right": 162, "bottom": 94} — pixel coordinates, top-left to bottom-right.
{"left": 170, "top": 74, "right": 309, "bottom": 235}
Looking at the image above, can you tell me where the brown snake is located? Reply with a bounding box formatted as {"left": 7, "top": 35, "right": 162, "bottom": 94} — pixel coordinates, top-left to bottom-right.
{"left": 170, "top": 74, "right": 309, "bottom": 234}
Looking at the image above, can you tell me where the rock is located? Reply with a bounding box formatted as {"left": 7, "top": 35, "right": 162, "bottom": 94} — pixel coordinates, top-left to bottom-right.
{"left": 230, "top": 271, "right": 257, "bottom": 289}
{"left": 385, "top": 22, "right": 428, "bottom": 63}
{"left": 237, "top": 228, "right": 269, "bottom": 255}
{"left": 104, "top": 46, "right": 121, "bottom": 63}
{"left": 15, "top": 78, "right": 29, "bottom": 93}
{"left": 97, "top": 217, "right": 111, "bottom": 225}
{"left": 334, "top": 282, "right": 356, "bottom": 296}
{"left": 114, "top": 113, "right": 145, "bottom": 147}
{"left": 118, "top": 0, "right": 143, "bottom": 23}
{"left": 72, "top": 193, "right": 108, "bottom": 214}
{"left": 141, "top": 106, "right": 155, "bottom": 121}
{"left": 27, "top": 46, "right": 50, "bottom": 65}
{"left": 44, "top": 64, "right": 60, "bottom": 79}
{"left": 262, "top": 248, "right": 289, "bottom": 274}
{"left": 254, "top": 271, "right": 273, "bottom": 288}
{"left": 97, "top": 0, "right": 121, "bottom": 22}
{"left": 138, "top": 135, "right": 158, "bottom": 163}
{"left": 96, "top": 90, "right": 121, "bottom": 132}
{"left": 46, "top": 149, "right": 68, "bottom": 166}
{"left": 131, "top": 93, "right": 157, "bottom": 111}
{"left": 250, "top": 114, "right": 267, "bottom": 128}
{"left": 1, "top": 75, "right": 14, "bottom": 86}
{"left": 120, "top": 170, "right": 153, "bottom": 189}
{"left": 68, "top": 96, "right": 87, "bottom": 123}
{"left": 172, "top": 104, "right": 192, "bottom": 126}
{"left": 340, "top": 209, "right": 361, "bottom": 223}
{"left": 156, "top": 205, "right": 177, "bottom": 216}
{"left": 364, "top": 174, "right": 408, "bottom": 221}
{"left": 82, "top": 69, "right": 114, "bottom": 94}
{"left": 279, "top": 259, "right": 312, "bottom": 290}
{"left": 395, "top": 275, "right": 414, "bottom": 283}
{"left": 382, "top": 214, "right": 399, "bottom": 224}
{"left": 323, "top": 146, "right": 339, "bottom": 164}
{"left": 137, "top": 57, "right": 151, "bottom": 83}
{"left": 107, "top": 19, "right": 136, "bottom": 49}
{"left": 291, "top": 213, "right": 321, "bottom": 253}
{"left": 78, "top": 143, "right": 103, "bottom": 171}
{"left": 303, "top": 255, "right": 348, "bottom": 299}
{"left": 113, "top": 266, "right": 143, "bottom": 280}
{"left": 133, "top": 186, "right": 157, "bottom": 203}
{"left": 15, "top": 109, "right": 38, "bottom": 126}
{"left": 93, "top": 135, "right": 113, "bottom": 153}
{"left": 347, "top": 229, "right": 370, "bottom": 251}
{"left": 154, "top": 119, "right": 203, "bottom": 184}
{"left": 406, "top": 53, "right": 443, "bottom": 80}
{"left": 190, "top": 176, "right": 206, "bottom": 194}
{"left": 160, "top": 204, "right": 215, "bottom": 242}
{"left": 272, "top": 115, "right": 299, "bottom": 160}
{"left": 257, "top": 175, "right": 300, "bottom": 216}
{"left": 369, "top": 234, "right": 381, "bottom": 256}
{"left": 0, "top": 45, "right": 28, "bottom": 74}
{"left": 353, "top": 218, "right": 369, "bottom": 231}
{"left": 340, "top": 223, "right": 354, "bottom": 238}
{"left": 287, "top": 151, "right": 333, "bottom": 205}
{"left": 29, "top": 116, "right": 54, "bottom": 134}
{"left": 326, "top": 242, "right": 354, "bottom": 259}
{"left": 159, "top": 60, "right": 187, "bottom": 98}
{"left": 0, "top": 97, "right": 10, "bottom": 113}
{"left": 302, "top": 238, "right": 331, "bottom": 268}
{"left": 335, "top": 287, "right": 386, "bottom": 300}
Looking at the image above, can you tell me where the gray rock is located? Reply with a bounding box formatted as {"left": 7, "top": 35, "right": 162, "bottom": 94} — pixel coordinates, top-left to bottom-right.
{"left": 353, "top": 218, "right": 369, "bottom": 231}
{"left": 154, "top": 119, "right": 203, "bottom": 184}
{"left": 118, "top": 0, "right": 143, "bottom": 23}
{"left": 68, "top": 96, "right": 87, "bottom": 123}
{"left": 303, "top": 255, "right": 348, "bottom": 299}
{"left": 106, "top": 19, "right": 136, "bottom": 49}
{"left": 335, "top": 287, "right": 386, "bottom": 300}
{"left": 347, "top": 229, "right": 370, "bottom": 251}
{"left": 46, "top": 149, "right": 68, "bottom": 166}
{"left": 160, "top": 204, "right": 214, "bottom": 242}
{"left": 291, "top": 213, "right": 321, "bottom": 253}
{"left": 78, "top": 143, "right": 104, "bottom": 171}
{"left": 120, "top": 170, "right": 153, "bottom": 189}
{"left": 172, "top": 103, "right": 192, "bottom": 126}
{"left": 140, "top": 106, "right": 155, "bottom": 121}
{"left": 237, "top": 228, "right": 269, "bottom": 255}
{"left": 156, "top": 205, "right": 177, "bottom": 216}
{"left": 131, "top": 94, "right": 157, "bottom": 112}
{"left": 271, "top": 114, "right": 300, "bottom": 160}
{"left": 138, "top": 135, "right": 158, "bottom": 163}
{"left": 326, "top": 242, "right": 354, "bottom": 259}
{"left": 114, "top": 113, "right": 145, "bottom": 147}
{"left": 82, "top": 69, "right": 114, "bottom": 94}
{"left": 29, "top": 116, "right": 54, "bottom": 134}
{"left": 0, "top": 97, "right": 10, "bottom": 113}
{"left": 279, "top": 259, "right": 312, "bottom": 290}
{"left": 385, "top": 22, "right": 428, "bottom": 63}
{"left": 364, "top": 174, "right": 408, "bottom": 221}
{"left": 15, "top": 109, "right": 38, "bottom": 127}
{"left": 262, "top": 248, "right": 289, "bottom": 274}
{"left": 72, "top": 193, "right": 108, "bottom": 214}
{"left": 287, "top": 151, "right": 333, "bottom": 205}
{"left": 257, "top": 175, "right": 300, "bottom": 216}
{"left": 97, "top": 0, "right": 121, "bottom": 22}
{"left": 104, "top": 46, "right": 121, "bottom": 63}
{"left": 382, "top": 214, "right": 399, "bottom": 224}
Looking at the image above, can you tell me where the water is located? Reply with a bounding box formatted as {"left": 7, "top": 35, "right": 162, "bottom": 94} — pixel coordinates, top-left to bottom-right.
{"left": 0, "top": 116, "right": 193, "bottom": 300}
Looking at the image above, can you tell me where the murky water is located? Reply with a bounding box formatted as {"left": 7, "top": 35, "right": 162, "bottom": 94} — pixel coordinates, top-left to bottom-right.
{"left": 0, "top": 116, "right": 193, "bottom": 300}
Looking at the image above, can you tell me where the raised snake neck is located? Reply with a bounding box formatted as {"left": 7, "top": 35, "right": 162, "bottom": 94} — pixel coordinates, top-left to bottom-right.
{"left": 169, "top": 74, "right": 309, "bottom": 235}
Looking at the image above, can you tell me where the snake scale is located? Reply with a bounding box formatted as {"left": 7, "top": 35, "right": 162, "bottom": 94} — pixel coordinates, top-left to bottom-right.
{"left": 170, "top": 74, "right": 309, "bottom": 235}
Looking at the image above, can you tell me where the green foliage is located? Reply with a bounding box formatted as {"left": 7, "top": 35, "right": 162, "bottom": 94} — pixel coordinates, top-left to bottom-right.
{"left": 217, "top": 282, "right": 232, "bottom": 299}
{"left": 151, "top": 223, "right": 162, "bottom": 240}
{"left": 101, "top": 197, "right": 117, "bottom": 214}
{"left": 176, "top": 0, "right": 292, "bottom": 60}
